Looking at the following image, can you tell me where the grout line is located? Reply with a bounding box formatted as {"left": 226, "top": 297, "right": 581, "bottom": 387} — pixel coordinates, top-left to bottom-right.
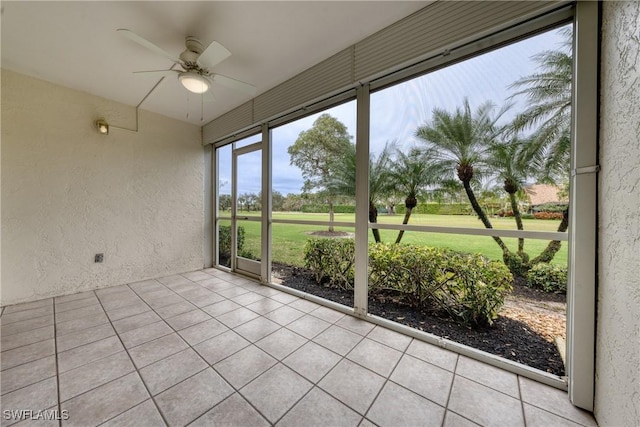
{"left": 440, "top": 353, "right": 461, "bottom": 427}
{"left": 519, "top": 375, "right": 528, "bottom": 427}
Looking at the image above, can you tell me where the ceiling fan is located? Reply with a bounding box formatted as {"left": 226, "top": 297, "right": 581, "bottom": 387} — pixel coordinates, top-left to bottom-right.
{"left": 117, "top": 29, "right": 256, "bottom": 96}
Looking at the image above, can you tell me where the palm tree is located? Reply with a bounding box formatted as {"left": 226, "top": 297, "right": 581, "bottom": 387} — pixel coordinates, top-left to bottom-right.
{"left": 328, "top": 143, "right": 393, "bottom": 243}
{"left": 487, "top": 137, "right": 535, "bottom": 254}
{"left": 390, "top": 147, "right": 439, "bottom": 244}
{"left": 416, "top": 98, "right": 510, "bottom": 253}
{"left": 509, "top": 28, "right": 572, "bottom": 182}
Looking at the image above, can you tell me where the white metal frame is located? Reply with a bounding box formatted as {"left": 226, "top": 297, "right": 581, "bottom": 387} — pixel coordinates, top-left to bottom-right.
{"left": 210, "top": 3, "right": 599, "bottom": 408}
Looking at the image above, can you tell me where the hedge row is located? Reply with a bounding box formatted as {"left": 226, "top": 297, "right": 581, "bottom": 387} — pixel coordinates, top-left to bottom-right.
{"left": 301, "top": 204, "right": 356, "bottom": 213}
{"left": 395, "top": 203, "right": 474, "bottom": 215}
{"left": 304, "top": 239, "right": 513, "bottom": 327}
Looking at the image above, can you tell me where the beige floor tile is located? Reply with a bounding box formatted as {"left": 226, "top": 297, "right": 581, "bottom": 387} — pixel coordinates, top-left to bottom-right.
{"left": 1, "top": 306, "right": 53, "bottom": 325}
{"left": 55, "top": 291, "right": 97, "bottom": 306}
{"left": 1, "top": 377, "right": 58, "bottom": 426}
{"left": 201, "top": 300, "right": 241, "bottom": 317}
{"left": 234, "top": 317, "right": 280, "bottom": 342}
{"left": 145, "top": 293, "right": 185, "bottom": 310}
{"left": 1, "top": 356, "right": 56, "bottom": 395}
{"left": 194, "top": 330, "right": 250, "bottom": 365}
{"left": 214, "top": 345, "right": 277, "bottom": 388}
{"left": 1, "top": 315, "right": 54, "bottom": 337}
{"left": 157, "top": 274, "right": 192, "bottom": 287}
{"left": 268, "top": 292, "right": 300, "bottom": 304}
{"left": 154, "top": 301, "right": 197, "bottom": 319}
{"left": 288, "top": 298, "right": 322, "bottom": 313}
{"left": 59, "top": 351, "right": 134, "bottom": 402}
{"left": 61, "top": 372, "right": 148, "bottom": 427}
{"left": 1, "top": 339, "right": 55, "bottom": 371}
{"left": 455, "top": 355, "right": 519, "bottom": 398}
{"left": 155, "top": 368, "right": 233, "bottom": 426}
{"left": 191, "top": 393, "right": 269, "bottom": 427}
{"left": 1, "top": 325, "right": 54, "bottom": 352}
{"left": 118, "top": 321, "right": 173, "bottom": 349}
{"left": 240, "top": 363, "right": 313, "bottom": 423}
{"left": 187, "top": 292, "right": 226, "bottom": 308}
{"left": 313, "top": 325, "right": 363, "bottom": 356}
{"left": 165, "top": 309, "right": 211, "bottom": 330}
{"left": 56, "top": 312, "right": 109, "bottom": 336}
{"left": 230, "top": 291, "right": 265, "bottom": 307}
{"left": 443, "top": 411, "right": 481, "bottom": 427}
{"left": 366, "top": 326, "right": 412, "bottom": 352}
{"left": 368, "top": 382, "right": 445, "bottom": 427}
{"left": 56, "top": 324, "right": 115, "bottom": 353}
{"left": 390, "top": 354, "right": 454, "bottom": 406}
{"left": 3, "top": 299, "right": 51, "bottom": 314}
{"left": 448, "top": 376, "right": 524, "bottom": 427}
{"left": 284, "top": 341, "right": 341, "bottom": 383}
{"left": 309, "top": 306, "right": 346, "bottom": 324}
{"left": 139, "top": 348, "right": 207, "bottom": 395}
{"left": 55, "top": 296, "right": 101, "bottom": 314}
{"left": 101, "top": 400, "right": 165, "bottom": 427}
{"left": 217, "top": 286, "right": 250, "bottom": 299}
{"left": 347, "top": 338, "right": 402, "bottom": 377}
{"left": 246, "top": 298, "right": 284, "bottom": 315}
{"left": 178, "top": 318, "right": 228, "bottom": 346}
{"left": 523, "top": 403, "right": 585, "bottom": 427}
{"left": 319, "top": 359, "right": 386, "bottom": 415}
{"left": 255, "top": 327, "right": 307, "bottom": 360}
{"left": 405, "top": 339, "right": 459, "bottom": 372}
{"left": 136, "top": 287, "right": 173, "bottom": 301}
{"left": 55, "top": 304, "right": 105, "bottom": 323}
{"left": 128, "top": 333, "right": 188, "bottom": 368}
{"left": 57, "top": 336, "right": 124, "bottom": 373}
{"left": 336, "top": 316, "right": 375, "bottom": 336}
{"left": 265, "top": 306, "right": 306, "bottom": 326}
{"left": 286, "top": 314, "right": 331, "bottom": 339}
{"left": 105, "top": 302, "right": 150, "bottom": 322}
{"left": 181, "top": 271, "right": 213, "bottom": 282}
{"left": 519, "top": 377, "right": 596, "bottom": 426}
{"left": 217, "top": 307, "right": 260, "bottom": 328}
{"left": 111, "top": 311, "right": 161, "bottom": 334}
{"left": 278, "top": 387, "right": 362, "bottom": 427}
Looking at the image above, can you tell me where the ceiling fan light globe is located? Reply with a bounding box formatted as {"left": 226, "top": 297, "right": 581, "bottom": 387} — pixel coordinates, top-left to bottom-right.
{"left": 179, "top": 72, "right": 209, "bottom": 94}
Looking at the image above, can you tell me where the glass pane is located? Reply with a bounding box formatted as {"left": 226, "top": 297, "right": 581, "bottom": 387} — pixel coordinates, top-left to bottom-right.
{"left": 217, "top": 219, "right": 231, "bottom": 267}
{"left": 367, "top": 24, "right": 572, "bottom": 376}
{"left": 271, "top": 223, "right": 354, "bottom": 309}
{"left": 271, "top": 101, "right": 357, "bottom": 223}
{"left": 234, "top": 133, "right": 261, "bottom": 149}
{"left": 236, "top": 148, "right": 262, "bottom": 261}
{"left": 217, "top": 144, "right": 232, "bottom": 215}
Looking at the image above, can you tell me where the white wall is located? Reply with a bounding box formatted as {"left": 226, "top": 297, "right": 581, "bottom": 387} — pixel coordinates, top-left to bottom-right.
{"left": 1, "top": 70, "right": 204, "bottom": 305}
{"left": 596, "top": 1, "right": 640, "bottom": 425}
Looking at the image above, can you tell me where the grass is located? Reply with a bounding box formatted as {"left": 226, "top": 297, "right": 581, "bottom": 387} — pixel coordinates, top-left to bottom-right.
{"left": 222, "top": 212, "right": 568, "bottom": 268}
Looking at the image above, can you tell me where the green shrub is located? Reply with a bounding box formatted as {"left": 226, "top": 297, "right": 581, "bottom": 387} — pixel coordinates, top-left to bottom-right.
{"left": 218, "top": 225, "right": 246, "bottom": 257}
{"left": 521, "top": 213, "right": 535, "bottom": 219}
{"left": 304, "top": 238, "right": 513, "bottom": 327}
{"left": 303, "top": 238, "right": 355, "bottom": 289}
{"left": 502, "top": 251, "right": 531, "bottom": 278}
{"left": 534, "top": 203, "right": 568, "bottom": 213}
{"left": 526, "top": 263, "right": 567, "bottom": 293}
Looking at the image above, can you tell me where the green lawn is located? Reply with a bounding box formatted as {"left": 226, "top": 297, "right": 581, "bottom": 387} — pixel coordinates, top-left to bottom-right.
{"left": 223, "top": 212, "right": 568, "bottom": 268}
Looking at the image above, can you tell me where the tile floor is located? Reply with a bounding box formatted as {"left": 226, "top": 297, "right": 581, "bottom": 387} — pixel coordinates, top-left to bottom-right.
{"left": 0, "top": 268, "right": 597, "bottom": 427}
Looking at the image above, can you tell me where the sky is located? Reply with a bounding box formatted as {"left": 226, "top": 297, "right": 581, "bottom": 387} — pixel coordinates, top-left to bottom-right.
{"left": 219, "top": 25, "right": 570, "bottom": 198}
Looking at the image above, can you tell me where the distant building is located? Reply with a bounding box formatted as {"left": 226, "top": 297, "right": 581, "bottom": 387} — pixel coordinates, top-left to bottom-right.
{"left": 525, "top": 184, "right": 568, "bottom": 212}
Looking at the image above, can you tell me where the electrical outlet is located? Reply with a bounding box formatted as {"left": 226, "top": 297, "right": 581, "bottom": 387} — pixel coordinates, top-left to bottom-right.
{"left": 95, "top": 253, "right": 104, "bottom": 263}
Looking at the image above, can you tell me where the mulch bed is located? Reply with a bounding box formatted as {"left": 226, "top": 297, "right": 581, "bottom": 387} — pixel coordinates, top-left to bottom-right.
{"left": 272, "top": 263, "right": 566, "bottom": 376}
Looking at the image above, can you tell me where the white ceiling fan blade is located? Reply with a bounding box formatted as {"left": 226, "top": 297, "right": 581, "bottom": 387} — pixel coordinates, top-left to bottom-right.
{"left": 197, "top": 40, "right": 231, "bottom": 69}
{"left": 212, "top": 74, "right": 257, "bottom": 96}
{"left": 117, "top": 29, "right": 181, "bottom": 64}
{"left": 133, "top": 69, "right": 179, "bottom": 76}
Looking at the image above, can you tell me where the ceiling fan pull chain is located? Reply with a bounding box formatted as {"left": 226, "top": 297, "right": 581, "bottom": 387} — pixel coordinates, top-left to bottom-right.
{"left": 186, "top": 92, "right": 190, "bottom": 119}
{"left": 201, "top": 94, "right": 204, "bottom": 122}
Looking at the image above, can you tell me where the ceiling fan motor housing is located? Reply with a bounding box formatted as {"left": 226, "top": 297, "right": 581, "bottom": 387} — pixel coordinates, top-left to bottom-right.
{"left": 180, "top": 36, "right": 203, "bottom": 64}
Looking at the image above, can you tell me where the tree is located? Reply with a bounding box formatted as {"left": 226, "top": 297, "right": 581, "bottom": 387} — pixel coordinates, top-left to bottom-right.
{"left": 509, "top": 28, "right": 572, "bottom": 182}
{"left": 288, "top": 114, "right": 352, "bottom": 232}
{"left": 487, "top": 137, "right": 535, "bottom": 255}
{"left": 328, "top": 142, "right": 393, "bottom": 243}
{"left": 416, "top": 98, "right": 511, "bottom": 253}
{"left": 390, "top": 147, "right": 439, "bottom": 244}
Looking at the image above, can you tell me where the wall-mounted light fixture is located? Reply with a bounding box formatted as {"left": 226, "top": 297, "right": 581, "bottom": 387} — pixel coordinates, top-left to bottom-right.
{"left": 95, "top": 119, "right": 109, "bottom": 135}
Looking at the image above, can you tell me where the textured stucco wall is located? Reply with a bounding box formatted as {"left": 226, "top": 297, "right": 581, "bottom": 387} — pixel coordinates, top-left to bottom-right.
{"left": 596, "top": 1, "right": 640, "bottom": 425}
{"left": 1, "top": 70, "right": 204, "bottom": 305}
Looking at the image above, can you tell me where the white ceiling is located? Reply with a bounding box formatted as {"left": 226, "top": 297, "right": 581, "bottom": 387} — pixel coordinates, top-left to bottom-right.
{"left": 1, "top": 1, "right": 430, "bottom": 126}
